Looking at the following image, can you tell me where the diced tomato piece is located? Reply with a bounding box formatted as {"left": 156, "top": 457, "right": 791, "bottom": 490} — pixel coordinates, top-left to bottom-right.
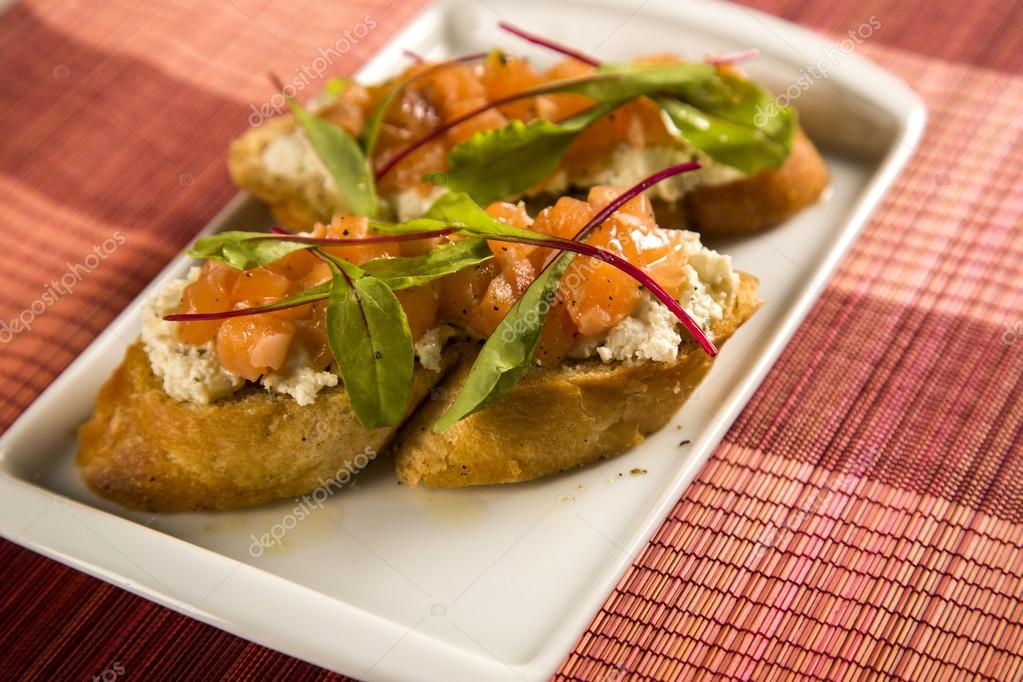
{"left": 176, "top": 261, "right": 239, "bottom": 344}
{"left": 216, "top": 316, "right": 295, "bottom": 381}
{"left": 230, "top": 268, "right": 291, "bottom": 305}
{"left": 394, "top": 282, "right": 440, "bottom": 341}
{"left": 322, "top": 215, "right": 400, "bottom": 265}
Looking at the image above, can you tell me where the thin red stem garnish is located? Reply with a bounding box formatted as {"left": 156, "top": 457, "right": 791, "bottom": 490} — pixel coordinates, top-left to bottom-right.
{"left": 268, "top": 72, "right": 285, "bottom": 94}
{"left": 705, "top": 48, "right": 759, "bottom": 65}
{"left": 490, "top": 232, "right": 716, "bottom": 355}
{"left": 170, "top": 164, "right": 714, "bottom": 353}
{"left": 536, "top": 159, "right": 716, "bottom": 356}
{"left": 260, "top": 226, "right": 456, "bottom": 244}
{"left": 164, "top": 232, "right": 703, "bottom": 345}
{"left": 164, "top": 295, "right": 326, "bottom": 322}
{"left": 270, "top": 52, "right": 487, "bottom": 119}
{"left": 575, "top": 161, "right": 700, "bottom": 242}
{"left": 496, "top": 21, "right": 601, "bottom": 66}
{"left": 402, "top": 49, "right": 425, "bottom": 63}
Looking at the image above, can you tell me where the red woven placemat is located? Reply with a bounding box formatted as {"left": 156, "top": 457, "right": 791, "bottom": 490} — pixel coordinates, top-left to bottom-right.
{"left": 2, "top": 1, "right": 1022, "bottom": 680}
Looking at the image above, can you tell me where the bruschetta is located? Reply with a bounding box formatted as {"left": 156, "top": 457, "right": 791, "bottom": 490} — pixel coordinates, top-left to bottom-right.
{"left": 78, "top": 177, "right": 759, "bottom": 510}
{"left": 229, "top": 45, "right": 827, "bottom": 235}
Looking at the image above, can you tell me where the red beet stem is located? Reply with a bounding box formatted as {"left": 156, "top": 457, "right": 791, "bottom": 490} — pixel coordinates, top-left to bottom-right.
{"left": 402, "top": 49, "right": 425, "bottom": 63}
{"left": 574, "top": 161, "right": 701, "bottom": 243}
{"left": 497, "top": 21, "right": 601, "bottom": 66}
{"left": 168, "top": 228, "right": 715, "bottom": 355}
{"left": 163, "top": 294, "right": 327, "bottom": 322}
{"left": 706, "top": 48, "right": 759, "bottom": 65}
{"left": 490, "top": 232, "right": 716, "bottom": 355}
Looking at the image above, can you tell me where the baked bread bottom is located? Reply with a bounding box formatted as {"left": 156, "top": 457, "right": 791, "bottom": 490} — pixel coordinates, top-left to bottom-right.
{"left": 77, "top": 343, "right": 446, "bottom": 511}
{"left": 392, "top": 272, "right": 761, "bottom": 487}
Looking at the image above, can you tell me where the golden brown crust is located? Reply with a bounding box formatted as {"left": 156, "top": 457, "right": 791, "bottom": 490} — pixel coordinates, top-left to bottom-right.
{"left": 679, "top": 129, "right": 829, "bottom": 234}
{"left": 392, "top": 273, "right": 761, "bottom": 488}
{"left": 77, "top": 343, "right": 446, "bottom": 512}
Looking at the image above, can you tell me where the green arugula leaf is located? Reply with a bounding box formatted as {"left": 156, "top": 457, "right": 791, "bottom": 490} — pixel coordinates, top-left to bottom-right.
{"left": 362, "top": 79, "right": 402, "bottom": 162}
{"left": 432, "top": 252, "right": 574, "bottom": 431}
{"left": 422, "top": 192, "right": 545, "bottom": 239}
{"left": 653, "top": 71, "right": 796, "bottom": 174}
{"left": 324, "top": 257, "right": 414, "bottom": 429}
{"left": 431, "top": 62, "right": 795, "bottom": 202}
{"left": 361, "top": 238, "right": 493, "bottom": 290}
{"left": 289, "top": 98, "right": 378, "bottom": 218}
{"left": 424, "top": 104, "right": 618, "bottom": 205}
{"left": 188, "top": 231, "right": 313, "bottom": 269}
{"left": 369, "top": 191, "right": 546, "bottom": 241}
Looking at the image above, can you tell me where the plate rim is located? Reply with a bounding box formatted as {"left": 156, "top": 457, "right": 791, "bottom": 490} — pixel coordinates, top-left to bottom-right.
{"left": 0, "top": 0, "right": 926, "bottom": 679}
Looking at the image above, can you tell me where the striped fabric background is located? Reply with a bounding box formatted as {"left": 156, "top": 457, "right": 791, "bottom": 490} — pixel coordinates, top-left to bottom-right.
{"left": 1, "top": 0, "right": 1022, "bottom": 679}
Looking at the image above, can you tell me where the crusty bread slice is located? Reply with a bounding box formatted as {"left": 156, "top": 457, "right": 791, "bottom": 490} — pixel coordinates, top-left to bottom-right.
{"left": 229, "top": 113, "right": 827, "bottom": 235}
{"left": 77, "top": 343, "right": 448, "bottom": 512}
{"left": 391, "top": 272, "right": 761, "bottom": 487}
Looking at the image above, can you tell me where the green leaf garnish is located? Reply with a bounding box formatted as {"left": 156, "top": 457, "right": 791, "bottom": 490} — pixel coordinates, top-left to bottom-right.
{"left": 370, "top": 191, "right": 542, "bottom": 240}
{"left": 653, "top": 71, "right": 795, "bottom": 174}
{"left": 288, "top": 98, "right": 378, "bottom": 218}
{"left": 324, "top": 256, "right": 414, "bottom": 429}
{"left": 421, "top": 62, "right": 794, "bottom": 202}
{"left": 432, "top": 252, "right": 574, "bottom": 431}
{"left": 361, "top": 238, "right": 493, "bottom": 290}
{"left": 362, "top": 84, "right": 401, "bottom": 162}
{"left": 188, "top": 231, "right": 313, "bottom": 269}
{"left": 424, "top": 105, "right": 617, "bottom": 205}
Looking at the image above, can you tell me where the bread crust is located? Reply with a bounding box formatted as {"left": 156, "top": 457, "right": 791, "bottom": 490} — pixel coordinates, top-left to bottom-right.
{"left": 77, "top": 343, "right": 446, "bottom": 512}
{"left": 392, "top": 272, "right": 761, "bottom": 487}
{"left": 678, "top": 129, "right": 829, "bottom": 234}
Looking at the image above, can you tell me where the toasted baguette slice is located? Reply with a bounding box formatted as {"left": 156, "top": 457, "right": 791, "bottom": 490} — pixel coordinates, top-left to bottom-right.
{"left": 391, "top": 272, "right": 761, "bottom": 487}
{"left": 229, "top": 113, "right": 827, "bottom": 235}
{"left": 77, "top": 343, "right": 447, "bottom": 512}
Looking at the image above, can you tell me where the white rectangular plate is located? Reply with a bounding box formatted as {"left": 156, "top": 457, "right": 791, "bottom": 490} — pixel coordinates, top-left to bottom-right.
{"left": 0, "top": 1, "right": 924, "bottom": 680}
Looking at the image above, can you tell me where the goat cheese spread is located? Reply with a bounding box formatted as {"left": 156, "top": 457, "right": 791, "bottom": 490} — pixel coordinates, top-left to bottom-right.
{"left": 141, "top": 268, "right": 244, "bottom": 405}
{"left": 261, "top": 130, "right": 339, "bottom": 202}
{"left": 573, "top": 232, "right": 738, "bottom": 364}
{"left": 540, "top": 141, "right": 745, "bottom": 203}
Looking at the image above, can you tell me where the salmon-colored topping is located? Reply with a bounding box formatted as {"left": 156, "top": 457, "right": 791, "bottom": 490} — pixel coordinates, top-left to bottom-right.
{"left": 179, "top": 185, "right": 691, "bottom": 375}
{"left": 323, "top": 54, "right": 682, "bottom": 195}
{"left": 177, "top": 216, "right": 438, "bottom": 379}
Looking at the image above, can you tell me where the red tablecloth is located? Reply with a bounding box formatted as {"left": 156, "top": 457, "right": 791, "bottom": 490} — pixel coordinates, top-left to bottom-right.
{"left": 2, "top": 0, "right": 1022, "bottom": 679}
